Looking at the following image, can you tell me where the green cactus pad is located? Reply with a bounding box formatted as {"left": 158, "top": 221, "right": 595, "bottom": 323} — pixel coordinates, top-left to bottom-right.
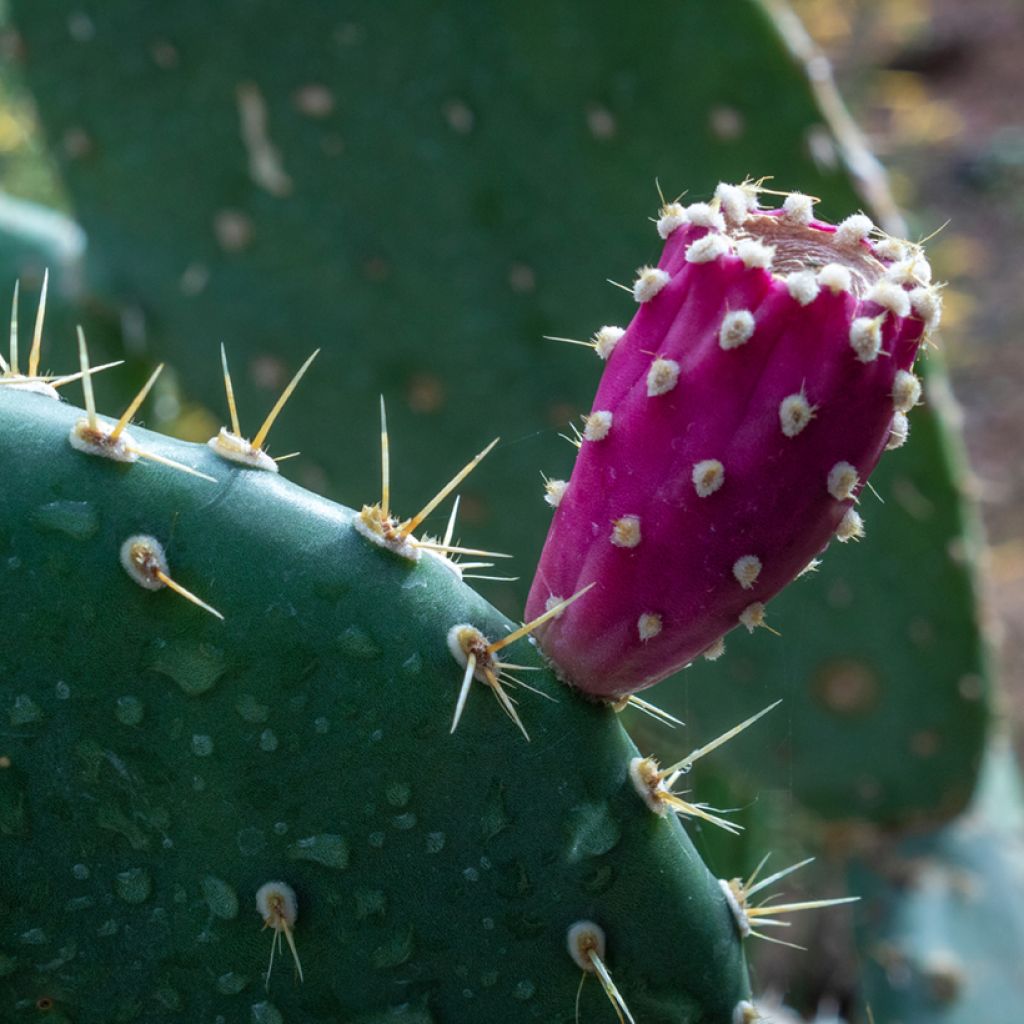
{"left": 0, "top": 387, "right": 749, "bottom": 1022}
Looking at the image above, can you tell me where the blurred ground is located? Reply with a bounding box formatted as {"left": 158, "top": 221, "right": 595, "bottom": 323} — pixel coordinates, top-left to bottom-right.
{"left": 793, "top": 0, "right": 1024, "bottom": 744}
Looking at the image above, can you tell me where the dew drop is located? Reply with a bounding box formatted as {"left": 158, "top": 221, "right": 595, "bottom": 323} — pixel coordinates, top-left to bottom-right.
{"left": 148, "top": 806, "right": 171, "bottom": 831}
{"left": 371, "top": 926, "right": 414, "bottom": 969}
{"left": 114, "top": 867, "right": 152, "bottom": 904}
{"left": 202, "top": 876, "right": 239, "bottom": 919}
{"left": 313, "top": 716, "right": 330, "bottom": 734}
{"left": 147, "top": 639, "right": 226, "bottom": 696}
{"left": 385, "top": 782, "right": 411, "bottom": 807}
{"left": 72, "top": 864, "right": 89, "bottom": 880}
{"left": 354, "top": 887, "right": 387, "bottom": 919}
{"left": 236, "top": 694, "right": 269, "bottom": 723}
{"left": 217, "top": 971, "right": 249, "bottom": 995}
{"left": 287, "top": 833, "right": 349, "bottom": 869}
{"left": 192, "top": 734, "right": 214, "bottom": 757}
{"left": 563, "top": 801, "right": 621, "bottom": 862}
{"left": 250, "top": 1002, "right": 284, "bottom": 1024}
{"left": 31, "top": 500, "right": 99, "bottom": 540}
{"left": 236, "top": 827, "right": 267, "bottom": 856}
{"left": 10, "top": 695, "right": 42, "bottom": 726}
{"left": 480, "top": 781, "right": 511, "bottom": 839}
{"left": 154, "top": 985, "right": 182, "bottom": 1011}
{"left": 425, "top": 832, "right": 446, "bottom": 854}
{"left": 337, "top": 625, "right": 381, "bottom": 660}
{"left": 368, "top": 831, "right": 385, "bottom": 849}
{"left": 115, "top": 695, "right": 144, "bottom": 726}
{"left": 19, "top": 928, "right": 47, "bottom": 945}
{"left": 55, "top": 681, "right": 71, "bottom": 700}
{"left": 513, "top": 980, "right": 536, "bottom": 1001}
{"left": 391, "top": 813, "right": 416, "bottom": 831}
{"left": 259, "top": 729, "right": 278, "bottom": 752}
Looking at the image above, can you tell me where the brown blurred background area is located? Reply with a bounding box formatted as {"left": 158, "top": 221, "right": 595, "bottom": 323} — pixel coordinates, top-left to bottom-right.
{"left": 792, "top": 0, "right": 1024, "bottom": 739}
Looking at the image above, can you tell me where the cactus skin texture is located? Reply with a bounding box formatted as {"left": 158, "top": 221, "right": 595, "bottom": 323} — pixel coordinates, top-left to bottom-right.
{"left": 527, "top": 188, "right": 939, "bottom": 698}
{"left": 0, "top": 387, "right": 750, "bottom": 1023}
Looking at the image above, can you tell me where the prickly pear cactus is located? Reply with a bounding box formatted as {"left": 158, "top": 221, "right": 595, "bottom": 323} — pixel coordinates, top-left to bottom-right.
{"left": 0, "top": 0, "right": 1003, "bottom": 1013}
{"left": 2, "top": 0, "right": 992, "bottom": 831}
{"left": 0, "top": 385, "right": 752, "bottom": 1023}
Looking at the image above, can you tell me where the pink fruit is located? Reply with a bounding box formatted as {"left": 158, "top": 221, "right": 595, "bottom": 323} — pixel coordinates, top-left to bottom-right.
{"left": 527, "top": 183, "right": 941, "bottom": 699}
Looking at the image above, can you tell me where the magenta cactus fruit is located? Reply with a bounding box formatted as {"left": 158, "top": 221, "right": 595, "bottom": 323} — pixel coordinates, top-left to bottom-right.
{"left": 527, "top": 182, "right": 941, "bottom": 698}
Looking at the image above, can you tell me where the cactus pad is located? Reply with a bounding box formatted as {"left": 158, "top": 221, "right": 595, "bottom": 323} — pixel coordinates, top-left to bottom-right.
{"left": 0, "top": 385, "right": 751, "bottom": 1022}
